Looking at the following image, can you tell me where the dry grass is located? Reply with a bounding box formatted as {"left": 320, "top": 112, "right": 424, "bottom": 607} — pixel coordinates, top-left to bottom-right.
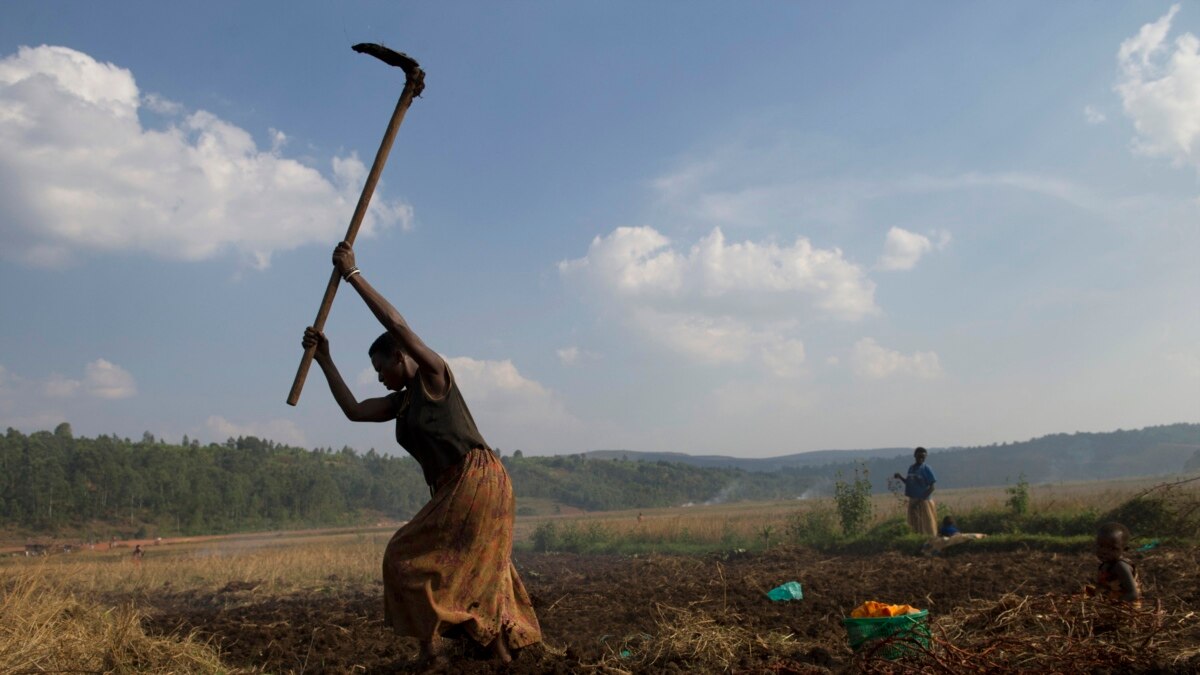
{"left": 0, "top": 534, "right": 395, "bottom": 674}
{"left": 584, "top": 603, "right": 799, "bottom": 674}
{"left": 0, "top": 568, "right": 230, "bottom": 674}
{"left": 3, "top": 531, "right": 391, "bottom": 598}
{"left": 854, "top": 592, "right": 1200, "bottom": 673}
{"left": 511, "top": 474, "right": 1200, "bottom": 549}
{"left": 515, "top": 501, "right": 809, "bottom": 549}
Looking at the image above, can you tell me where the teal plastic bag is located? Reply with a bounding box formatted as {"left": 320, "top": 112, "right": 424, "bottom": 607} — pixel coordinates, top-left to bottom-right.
{"left": 767, "top": 581, "right": 803, "bottom": 601}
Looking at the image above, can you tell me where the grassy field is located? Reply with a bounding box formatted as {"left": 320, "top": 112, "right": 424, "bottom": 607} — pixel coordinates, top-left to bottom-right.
{"left": 1, "top": 473, "right": 1196, "bottom": 673}
{"left": 511, "top": 473, "right": 1198, "bottom": 553}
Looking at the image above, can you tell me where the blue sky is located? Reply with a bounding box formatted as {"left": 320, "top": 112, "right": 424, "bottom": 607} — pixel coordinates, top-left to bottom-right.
{"left": 1, "top": 2, "right": 1197, "bottom": 456}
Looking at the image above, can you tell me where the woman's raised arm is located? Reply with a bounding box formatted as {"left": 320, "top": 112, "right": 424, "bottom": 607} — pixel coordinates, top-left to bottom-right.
{"left": 331, "top": 242, "right": 449, "bottom": 397}
{"left": 303, "top": 326, "right": 397, "bottom": 422}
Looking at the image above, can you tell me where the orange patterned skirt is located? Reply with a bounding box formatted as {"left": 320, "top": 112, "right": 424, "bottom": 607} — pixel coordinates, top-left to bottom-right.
{"left": 907, "top": 497, "right": 937, "bottom": 536}
{"left": 382, "top": 448, "right": 541, "bottom": 649}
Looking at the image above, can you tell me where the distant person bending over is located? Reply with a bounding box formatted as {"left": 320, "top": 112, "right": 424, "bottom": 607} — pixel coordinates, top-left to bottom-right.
{"left": 1092, "top": 522, "right": 1141, "bottom": 604}
{"left": 302, "top": 242, "right": 541, "bottom": 670}
{"left": 893, "top": 447, "right": 937, "bottom": 536}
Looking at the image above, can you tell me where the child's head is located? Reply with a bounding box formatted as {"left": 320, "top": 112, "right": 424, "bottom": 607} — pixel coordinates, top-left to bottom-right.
{"left": 942, "top": 515, "right": 956, "bottom": 527}
{"left": 1095, "top": 522, "right": 1132, "bottom": 562}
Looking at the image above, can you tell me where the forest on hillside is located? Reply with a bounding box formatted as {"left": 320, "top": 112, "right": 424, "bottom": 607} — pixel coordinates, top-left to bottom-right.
{"left": 0, "top": 424, "right": 816, "bottom": 537}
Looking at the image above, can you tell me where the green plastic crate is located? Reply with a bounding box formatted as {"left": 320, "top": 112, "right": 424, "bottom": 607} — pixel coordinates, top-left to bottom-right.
{"left": 842, "top": 610, "right": 931, "bottom": 659}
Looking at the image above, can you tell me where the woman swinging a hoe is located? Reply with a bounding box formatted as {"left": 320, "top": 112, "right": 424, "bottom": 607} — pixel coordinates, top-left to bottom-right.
{"left": 302, "top": 242, "right": 541, "bottom": 669}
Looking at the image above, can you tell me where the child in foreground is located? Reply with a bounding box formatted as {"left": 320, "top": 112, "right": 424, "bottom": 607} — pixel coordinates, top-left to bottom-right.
{"left": 1092, "top": 522, "right": 1141, "bottom": 603}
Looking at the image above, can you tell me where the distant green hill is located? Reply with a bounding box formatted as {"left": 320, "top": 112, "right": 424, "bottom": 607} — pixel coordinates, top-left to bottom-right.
{"left": 821, "top": 424, "right": 1200, "bottom": 493}
{"left": 581, "top": 424, "right": 1200, "bottom": 490}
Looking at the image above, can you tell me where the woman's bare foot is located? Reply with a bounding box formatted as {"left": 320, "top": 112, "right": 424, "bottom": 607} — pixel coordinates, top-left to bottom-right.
{"left": 488, "top": 634, "right": 513, "bottom": 664}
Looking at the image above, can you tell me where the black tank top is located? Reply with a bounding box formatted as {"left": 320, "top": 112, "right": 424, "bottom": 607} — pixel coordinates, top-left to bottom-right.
{"left": 390, "top": 364, "right": 489, "bottom": 486}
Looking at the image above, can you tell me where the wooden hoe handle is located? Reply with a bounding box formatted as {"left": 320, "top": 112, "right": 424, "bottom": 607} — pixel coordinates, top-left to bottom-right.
{"left": 287, "top": 46, "right": 424, "bottom": 406}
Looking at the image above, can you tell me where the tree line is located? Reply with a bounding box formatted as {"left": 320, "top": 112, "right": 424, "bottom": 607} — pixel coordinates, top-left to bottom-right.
{"left": 0, "top": 424, "right": 818, "bottom": 538}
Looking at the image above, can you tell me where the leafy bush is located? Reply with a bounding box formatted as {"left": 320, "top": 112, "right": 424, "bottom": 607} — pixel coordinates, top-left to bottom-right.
{"left": 1018, "top": 510, "right": 1099, "bottom": 537}
{"left": 1102, "top": 482, "right": 1199, "bottom": 539}
{"left": 863, "top": 516, "right": 911, "bottom": 542}
{"left": 1006, "top": 474, "right": 1030, "bottom": 515}
{"left": 531, "top": 521, "right": 558, "bottom": 552}
{"left": 533, "top": 521, "right": 612, "bottom": 553}
{"left": 833, "top": 463, "right": 873, "bottom": 537}
{"left": 955, "top": 507, "right": 1098, "bottom": 536}
{"left": 787, "top": 506, "right": 840, "bottom": 545}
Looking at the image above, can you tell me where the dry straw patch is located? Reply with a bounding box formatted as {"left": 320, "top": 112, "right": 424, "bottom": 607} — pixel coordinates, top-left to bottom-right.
{"left": 586, "top": 602, "right": 798, "bottom": 674}
{"left": 0, "top": 534, "right": 390, "bottom": 674}
{"left": 12, "top": 532, "right": 389, "bottom": 598}
{"left": 855, "top": 592, "right": 1200, "bottom": 674}
{"left": 0, "top": 569, "right": 231, "bottom": 674}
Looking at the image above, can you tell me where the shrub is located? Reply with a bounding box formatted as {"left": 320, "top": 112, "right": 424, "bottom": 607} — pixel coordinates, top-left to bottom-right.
{"left": 833, "top": 463, "right": 873, "bottom": 536}
{"left": 531, "top": 521, "right": 558, "bottom": 552}
{"left": 787, "top": 506, "right": 839, "bottom": 546}
{"left": 1019, "top": 509, "right": 1099, "bottom": 537}
{"left": 1006, "top": 474, "right": 1030, "bottom": 516}
{"left": 864, "top": 516, "right": 910, "bottom": 542}
{"left": 552, "top": 521, "right": 611, "bottom": 553}
{"left": 1102, "top": 482, "right": 1199, "bottom": 539}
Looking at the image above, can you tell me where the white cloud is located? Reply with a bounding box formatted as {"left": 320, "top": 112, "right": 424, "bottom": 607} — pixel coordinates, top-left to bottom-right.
{"left": 0, "top": 45, "right": 412, "bottom": 269}
{"left": 38, "top": 358, "right": 136, "bottom": 399}
{"left": 877, "top": 226, "right": 949, "bottom": 271}
{"left": 446, "top": 356, "right": 581, "bottom": 448}
{"left": 560, "top": 225, "right": 859, "bottom": 373}
{"left": 205, "top": 415, "right": 308, "bottom": 446}
{"left": 1116, "top": 5, "right": 1200, "bottom": 166}
{"left": 83, "top": 359, "right": 136, "bottom": 399}
{"left": 850, "top": 338, "right": 943, "bottom": 380}
{"left": 560, "top": 226, "right": 877, "bottom": 320}
{"left": 1084, "top": 105, "right": 1107, "bottom": 125}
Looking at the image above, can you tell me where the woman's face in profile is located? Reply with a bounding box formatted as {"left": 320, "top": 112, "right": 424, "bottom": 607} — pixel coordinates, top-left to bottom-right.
{"left": 372, "top": 350, "right": 418, "bottom": 390}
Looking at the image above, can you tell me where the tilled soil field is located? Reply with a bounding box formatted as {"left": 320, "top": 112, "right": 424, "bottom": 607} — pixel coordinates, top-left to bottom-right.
{"left": 139, "top": 546, "right": 1199, "bottom": 673}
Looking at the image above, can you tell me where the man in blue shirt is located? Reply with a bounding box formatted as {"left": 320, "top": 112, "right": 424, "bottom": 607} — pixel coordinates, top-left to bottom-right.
{"left": 893, "top": 447, "right": 937, "bottom": 535}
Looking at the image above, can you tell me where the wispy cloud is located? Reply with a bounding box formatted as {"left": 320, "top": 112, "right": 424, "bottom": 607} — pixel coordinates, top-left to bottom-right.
{"left": 628, "top": 309, "right": 807, "bottom": 377}
{"left": 40, "top": 358, "right": 136, "bottom": 399}
{"left": 0, "top": 45, "right": 412, "bottom": 269}
{"left": 447, "top": 356, "right": 582, "bottom": 450}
